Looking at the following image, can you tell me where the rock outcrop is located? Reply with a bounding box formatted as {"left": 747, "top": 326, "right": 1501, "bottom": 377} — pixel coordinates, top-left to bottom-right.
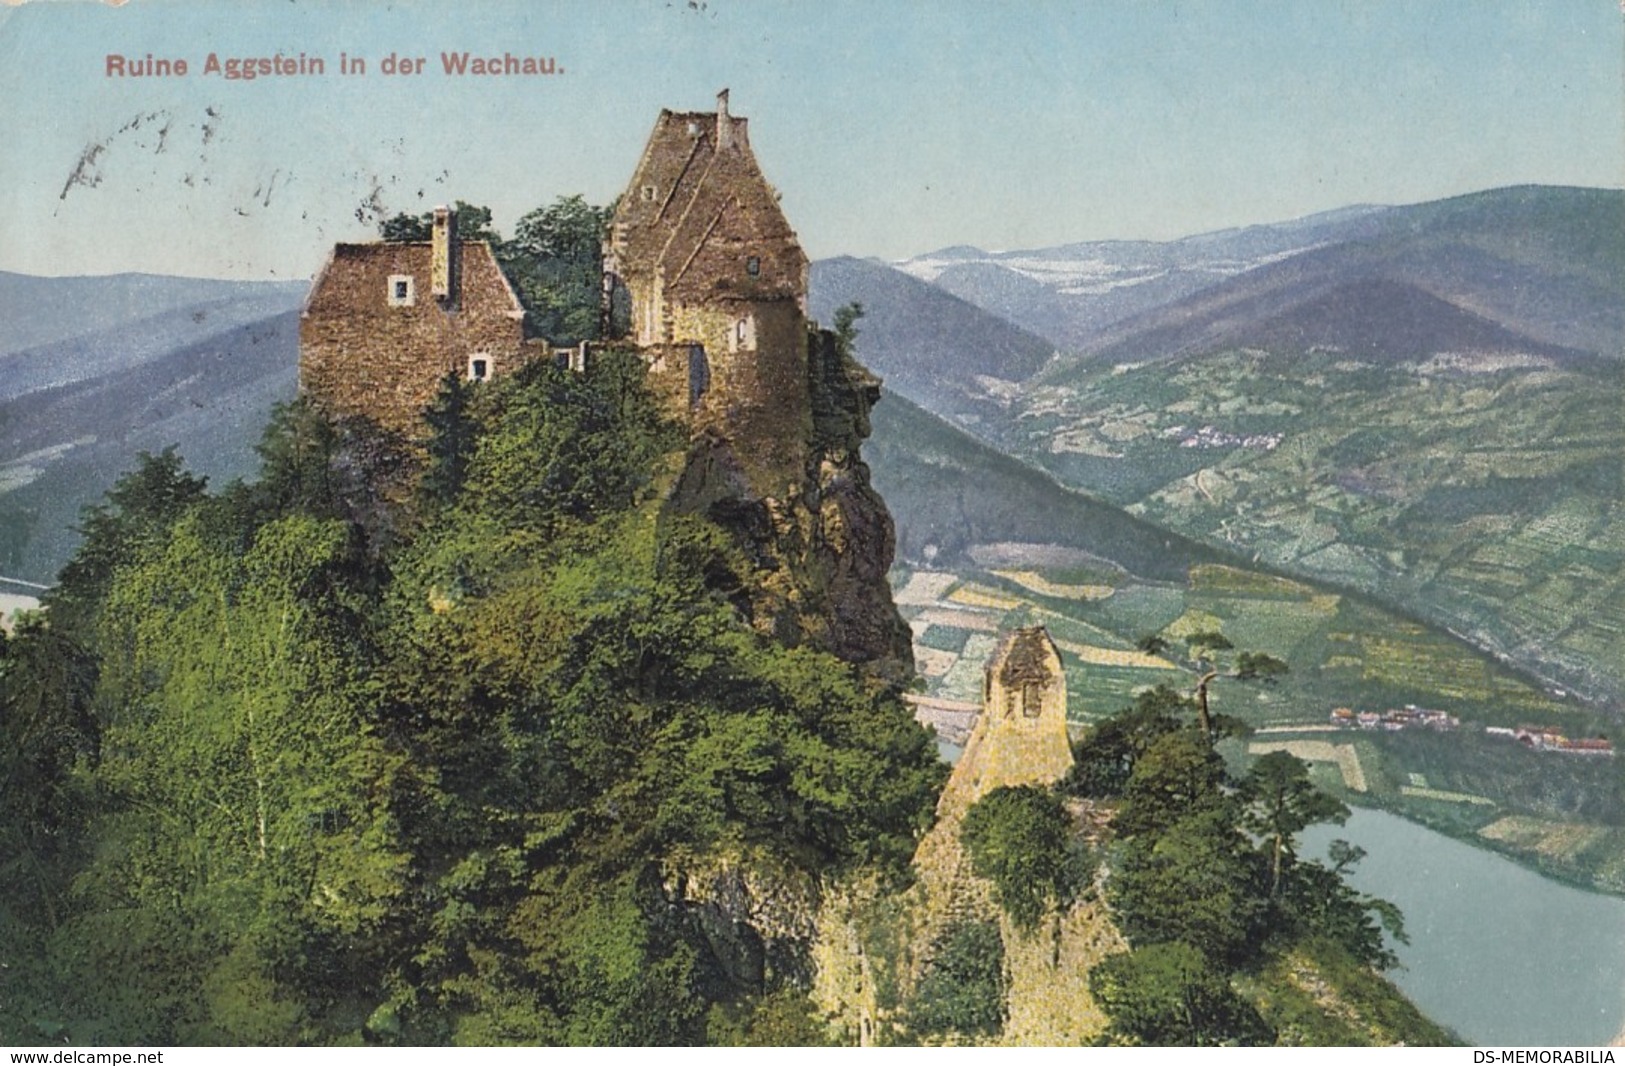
{"left": 812, "top": 627, "right": 1123, "bottom": 1045}
{"left": 664, "top": 326, "right": 912, "bottom": 677}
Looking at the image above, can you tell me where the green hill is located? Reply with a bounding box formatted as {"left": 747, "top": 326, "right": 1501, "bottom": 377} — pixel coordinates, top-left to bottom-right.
{"left": 867, "top": 388, "right": 1224, "bottom": 583}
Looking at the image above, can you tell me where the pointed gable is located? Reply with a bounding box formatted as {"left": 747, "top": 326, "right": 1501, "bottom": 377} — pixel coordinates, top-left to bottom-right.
{"left": 299, "top": 232, "right": 526, "bottom": 437}
{"left": 610, "top": 96, "right": 806, "bottom": 305}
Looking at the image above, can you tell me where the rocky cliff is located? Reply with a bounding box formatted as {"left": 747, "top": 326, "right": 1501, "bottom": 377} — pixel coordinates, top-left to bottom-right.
{"left": 664, "top": 325, "right": 914, "bottom": 680}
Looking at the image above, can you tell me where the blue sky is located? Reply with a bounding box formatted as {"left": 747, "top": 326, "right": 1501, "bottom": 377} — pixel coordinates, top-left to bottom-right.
{"left": 1, "top": 0, "right": 1620, "bottom": 279}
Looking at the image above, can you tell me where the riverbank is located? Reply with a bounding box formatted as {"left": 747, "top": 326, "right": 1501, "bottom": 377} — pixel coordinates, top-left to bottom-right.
{"left": 1304, "top": 808, "right": 1625, "bottom": 1046}
{"left": 1346, "top": 791, "right": 1625, "bottom": 902}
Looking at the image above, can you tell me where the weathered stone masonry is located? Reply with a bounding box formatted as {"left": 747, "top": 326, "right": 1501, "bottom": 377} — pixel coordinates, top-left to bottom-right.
{"left": 605, "top": 89, "right": 813, "bottom": 499}
{"left": 300, "top": 206, "right": 526, "bottom": 437}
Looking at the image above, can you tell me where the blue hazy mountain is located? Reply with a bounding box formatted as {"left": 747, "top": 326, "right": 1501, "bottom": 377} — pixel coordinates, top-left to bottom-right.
{"left": 898, "top": 187, "right": 1622, "bottom": 366}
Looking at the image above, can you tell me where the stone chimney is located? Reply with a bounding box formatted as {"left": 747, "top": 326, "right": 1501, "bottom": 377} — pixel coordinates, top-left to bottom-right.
{"left": 431, "top": 205, "right": 458, "bottom": 304}
{"left": 716, "top": 88, "right": 732, "bottom": 150}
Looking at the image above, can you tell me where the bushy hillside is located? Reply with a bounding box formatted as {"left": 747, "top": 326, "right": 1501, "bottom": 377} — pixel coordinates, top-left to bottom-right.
{"left": 866, "top": 388, "right": 1224, "bottom": 583}
{"left": 0, "top": 353, "right": 944, "bottom": 1046}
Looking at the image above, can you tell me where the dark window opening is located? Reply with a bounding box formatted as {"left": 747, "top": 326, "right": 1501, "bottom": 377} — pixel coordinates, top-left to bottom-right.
{"left": 469, "top": 358, "right": 489, "bottom": 381}
{"left": 1022, "top": 681, "right": 1042, "bottom": 718}
{"left": 388, "top": 275, "right": 415, "bottom": 307}
{"left": 688, "top": 344, "right": 710, "bottom": 408}
{"left": 746, "top": 256, "right": 761, "bottom": 276}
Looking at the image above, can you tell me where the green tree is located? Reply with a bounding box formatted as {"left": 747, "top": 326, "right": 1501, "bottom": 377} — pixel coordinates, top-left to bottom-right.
{"left": 960, "top": 785, "right": 1084, "bottom": 928}
{"left": 503, "top": 195, "right": 614, "bottom": 343}
{"left": 907, "top": 920, "right": 1006, "bottom": 1040}
{"left": 1108, "top": 808, "right": 1267, "bottom": 966}
{"left": 1090, "top": 942, "right": 1273, "bottom": 1046}
{"left": 832, "top": 302, "right": 864, "bottom": 357}
{"left": 53, "top": 507, "right": 404, "bottom": 1043}
{"left": 379, "top": 200, "right": 501, "bottom": 244}
{"left": 420, "top": 372, "right": 479, "bottom": 511}
{"left": 240, "top": 398, "right": 415, "bottom": 557}
{"left": 379, "top": 212, "right": 431, "bottom": 241}
{"left": 0, "top": 614, "right": 96, "bottom": 942}
{"left": 460, "top": 349, "right": 676, "bottom": 535}
{"left": 1112, "top": 729, "right": 1229, "bottom": 839}
{"left": 1240, "top": 751, "right": 1349, "bottom": 897}
{"left": 1277, "top": 844, "right": 1407, "bottom": 971}
{"left": 367, "top": 347, "right": 943, "bottom": 1039}
{"left": 1138, "top": 630, "right": 1285, "bottom": 742}
{"left": 51, "top": 447, "right": 208, "bottom": 634}
{"left": 1066, "top": 684, "right": 1187, "bottom": 798}
{"left": 706, "top": 988, "right": 831, "bottom": 1047}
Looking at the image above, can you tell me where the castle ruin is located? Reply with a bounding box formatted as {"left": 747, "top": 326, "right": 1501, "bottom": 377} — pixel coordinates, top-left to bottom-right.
{"left": 604, "top": 88, "right": 813, "bottom": 497}
{"left": 299, "top": 206, "right": 526, "bottom": 437}
{"left": 935, "top": 625, "right": 1074, "bottom": 818}
{"left": 296, "top": 93, "right": 911, "bottom": 672}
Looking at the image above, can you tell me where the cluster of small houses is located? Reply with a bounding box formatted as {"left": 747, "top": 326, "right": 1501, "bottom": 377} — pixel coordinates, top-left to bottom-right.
{"left": 1163, "top": 424, "right": 1285, "bottom": 451}
{"left": 1329, "top": 706, "right": 1614, "bottom": 757}
{"left": 1330, "top": 705, "right": 1459, "bottom": 732}
{"left": 1485, "top": 725, "right": 1615, "bottom": 757}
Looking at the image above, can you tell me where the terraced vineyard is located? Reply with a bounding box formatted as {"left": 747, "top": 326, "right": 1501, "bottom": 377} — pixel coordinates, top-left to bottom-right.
{"left": 894, "top": 556, "right": 1625, "bottom": 892}
{"left": 1006, "top": 350, "right": 1625, "bottom": 709}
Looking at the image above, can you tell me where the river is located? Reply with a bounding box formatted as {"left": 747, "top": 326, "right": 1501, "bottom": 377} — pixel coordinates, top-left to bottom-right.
{"left": 1302, "top": 808, "right": 1625, "bottom": 1046}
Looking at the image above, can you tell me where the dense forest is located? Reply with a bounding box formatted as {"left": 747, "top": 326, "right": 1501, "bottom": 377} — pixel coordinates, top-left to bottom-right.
{"left": 0, "top": 344, "right": 948, "bottom": 1044}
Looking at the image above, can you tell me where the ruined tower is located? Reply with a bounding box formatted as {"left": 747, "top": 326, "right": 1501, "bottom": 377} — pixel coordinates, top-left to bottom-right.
{"left": 940, "top": 626, "right": 1074, "bottom": 814}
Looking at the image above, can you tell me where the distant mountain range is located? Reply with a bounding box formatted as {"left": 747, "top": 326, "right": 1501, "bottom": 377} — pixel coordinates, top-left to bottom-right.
{"left": 890, "top": 186, "right": 1622, "bottom": 366}
{"left": 1041, "top": 186, "right": 1622, "bottom": 375}
{"left": 895, "top": 203, "right": 1393, "bottom": 351}
{"left": 863, "top": 388, "right": 1228, "bottom": 583}
{"left": 808, "top": 256, "right": 1055, "bottom": 422}
{"left": 0, "top": 274, "right": 304, "bottom": 579}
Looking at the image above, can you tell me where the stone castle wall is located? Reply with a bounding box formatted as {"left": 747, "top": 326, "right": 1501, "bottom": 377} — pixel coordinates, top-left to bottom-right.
{"left": 300, "top": 241, "right": 524, "bottom": 437}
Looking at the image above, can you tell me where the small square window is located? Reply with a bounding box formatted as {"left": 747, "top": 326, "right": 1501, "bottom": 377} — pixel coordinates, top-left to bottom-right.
{"left": 468, "top": 356, "right": 490, "bottom": 381}
{"left": 642, "top": 185, "right": 658, "bottom": 202}
{"left": 746, "top": 256, "right": 761, "bottom": 276}
{"left": 387, "top": 275, "right": 415, "bottom": 307}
